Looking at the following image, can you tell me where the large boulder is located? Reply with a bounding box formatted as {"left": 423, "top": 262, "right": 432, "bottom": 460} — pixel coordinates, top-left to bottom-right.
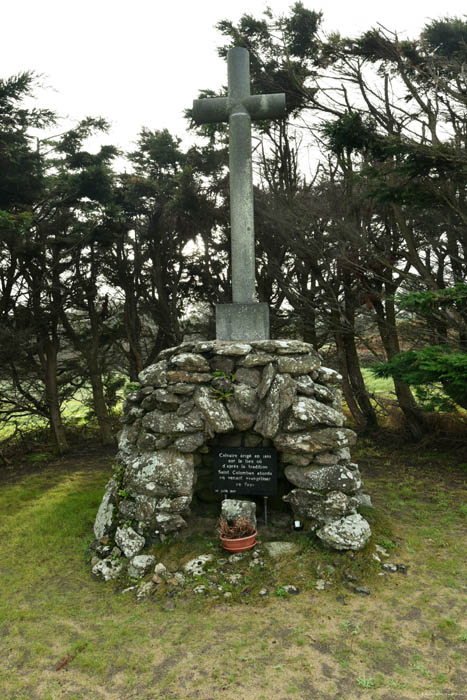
{"left": 284, "top": 464, "right": 362, "bottom": 493}
{"left": 257, "top": 362, "right": 276, "bottom": 399}
{"left": 255, "top": 374, "right": 296, "bottom": 439}
{"left": 193, "top": 386, "right": 234, "bottom": 435}
{"left": 213, "top": 342, "right": 252, "bottom": 356}
{"left": 283, "top": 489, "right": 358, "bottom": 522}
{"left": 125, "top": 449, "right": 195, "bottom": 497}
{"left": 170, "top": 353, "right": 210, "bottom": 372}
{"left": 240, "top": 353, "right": 276, "bottom": 368}
{"left": 234, "top": 368, "right": 261, "bottom": 387}
{"left": 138, "top": 360, "right": 168, "bottom": 387}
{"left": 221, "top": 499, "right": 257, "bottom": 529}
{"left": 92, "top": 557, "right": 123, "bottom": 581}
{"left": 316, "top": 367, "right": 342, "bottom": 385}
{"left": 115, "top": 525, "right": 145, "bottom": 558}
{"left": 286, "top": 396, "right": 344, "bottom": 429}
{"left": 277, "top": 353, "right": 321, "bottom": 375}
{"left": 117, "top": 424, "right": 141, "bottom": 463}
{"left": 317, "top": 513, "right": 371, "bottom": 551}
{"left": 227, "top": 386, "right": 258, "bottom": 431}
{"left": 142, "top": 407, "right": 205, "bottom": 434}
{"left": 152, "top": 389, "right": 184, "bottom": 411}
{"left": 136, "top": 432, "right": 172, "bottom": 453}
{"left": 128, "top": 554, "right": 156, "bottom": 579}
{"left": 93, "top": 478, "right": 118, "bottom": 539}
{"left": 274, "top": 428, "right": 357, "bottom": 455}
{"left": 295, "top": 375, "right": 315, "bottom": 396}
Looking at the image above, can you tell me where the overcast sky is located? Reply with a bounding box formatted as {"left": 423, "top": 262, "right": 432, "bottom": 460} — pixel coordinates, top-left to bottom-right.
{"left": 2, "top": 0, "right": 466, "bottom": 154}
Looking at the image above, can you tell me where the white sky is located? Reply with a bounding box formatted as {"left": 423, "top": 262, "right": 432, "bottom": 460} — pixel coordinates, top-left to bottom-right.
{"left": 2, "top": 0, "right": 466, "bottom": 154}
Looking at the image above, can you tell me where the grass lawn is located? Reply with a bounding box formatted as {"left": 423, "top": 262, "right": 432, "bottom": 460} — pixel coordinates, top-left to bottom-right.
{"left": 361, "top": 368, "right": 395, "bottom": 397}
{"left": 0, "top": 438, "right": 466, "bottom": 700}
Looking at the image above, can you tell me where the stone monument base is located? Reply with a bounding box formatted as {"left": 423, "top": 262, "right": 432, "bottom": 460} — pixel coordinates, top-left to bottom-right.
{"left": 216, "top": 302, "right": 270, "bottom": 341}
{"left": 91, "top": 339, "right": 372, "bottom": 581}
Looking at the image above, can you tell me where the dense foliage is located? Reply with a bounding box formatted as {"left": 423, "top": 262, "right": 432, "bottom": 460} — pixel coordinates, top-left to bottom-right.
{"left": 1, "top": 8, "right": 467, "bottom": 450}
{"left": 372, "top": 347, "right": 467, "bottom": 411}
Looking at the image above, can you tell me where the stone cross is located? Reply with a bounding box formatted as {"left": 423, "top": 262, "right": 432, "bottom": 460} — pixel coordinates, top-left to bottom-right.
{"left": 193, "top": 47, "right": 286, "bottom": 340}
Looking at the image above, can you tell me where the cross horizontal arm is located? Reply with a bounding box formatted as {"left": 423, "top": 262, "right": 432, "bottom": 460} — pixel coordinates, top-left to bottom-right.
{"left": 192, "top": 97, "right": 229, "bottom": 124}
{"left": 243, "top": 93, "right": 286, "bottom": 121}
{"left": 193, "top": 93, "right": 286, "bottom": 125}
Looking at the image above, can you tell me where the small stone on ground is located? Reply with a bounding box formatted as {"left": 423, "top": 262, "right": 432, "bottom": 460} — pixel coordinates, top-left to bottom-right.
{"left": 264, "top": 542, "right": 299, "bottom": 559}
{"left": 136, "top": 582, "right": 156, "bottom": 599}
{"left": 183, "top": 554, "right": 214, "bottom": 576}
{"left": 353, "top": 586, "right": 371, "bottom": 595}
{"left": 382, "top": 563, "right": 398, "bottom": 573}
{"left": 283, "top": 585, "right": 300, "bottom": 595}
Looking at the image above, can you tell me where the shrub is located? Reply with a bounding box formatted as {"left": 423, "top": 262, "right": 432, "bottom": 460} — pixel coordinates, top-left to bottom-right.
{"left": 371, "top": 346, "right": 467, "bottom": 410}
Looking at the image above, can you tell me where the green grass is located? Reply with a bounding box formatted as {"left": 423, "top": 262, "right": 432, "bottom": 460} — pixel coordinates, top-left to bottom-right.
{"left": 0, "top": 385, "right": 125, "bottom": 441}
{"left": 361, "top": 368, "right": 395, "bottom": 396}
{"left": 0, "top": 391, "right": 89, "bottom": 441}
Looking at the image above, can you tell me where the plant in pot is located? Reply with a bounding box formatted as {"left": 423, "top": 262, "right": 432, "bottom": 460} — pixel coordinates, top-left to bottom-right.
{"left": 217, "top": 517, "right": 257, "bottom": 552}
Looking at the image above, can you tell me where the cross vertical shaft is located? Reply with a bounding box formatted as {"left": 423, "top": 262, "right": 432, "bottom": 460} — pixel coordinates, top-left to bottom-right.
{"left": 228, "top": 48, "right": 255, "bottom": 303}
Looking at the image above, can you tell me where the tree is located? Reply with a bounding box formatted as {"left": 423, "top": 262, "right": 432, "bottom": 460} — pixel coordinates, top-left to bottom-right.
{"left": 40, "top": 118, "right": 121, "bottom": 445}
{"left": 372, "top": 285, "right": 467, "bottom": 410}
{"left": 117, "top": 128, "right": 223, "bottom": 359}
{"left": 0, "top": 73, "right": 76, "bottom": 451}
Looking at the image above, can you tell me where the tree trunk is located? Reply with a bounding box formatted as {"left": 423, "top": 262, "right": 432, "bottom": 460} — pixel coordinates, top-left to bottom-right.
{"left": 302, "top": 304, "right": 317, "bottom": 346}
{"left": 43, "top": 342, "right": 69, "bottom": 454}
{"left": 342, "top": 288, "right": 378, "bottom": 429}
{"left": 334, "top": 328, "right": 368, "bottom": 429}
{"left": 124, "top": 293, "right": 144, "bottom": 381}
{"left": 373, "top": 288, "right": 427, "bottom": 440}
{"left": 393, "top": 378, "right": 426, "bottom": 440}
{"left": 59, "top": 282, "right": 116, "bottom": 446}
{"left": 87, "top": 354, "right": 115, "bottom": 445}
{"left": 342, "top": 330, "right": 378, "bottom": 429}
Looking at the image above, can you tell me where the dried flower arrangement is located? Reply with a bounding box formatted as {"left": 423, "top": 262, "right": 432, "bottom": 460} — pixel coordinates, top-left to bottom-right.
{"left": 216, "top": 517, "right": 256, "bottom": 539}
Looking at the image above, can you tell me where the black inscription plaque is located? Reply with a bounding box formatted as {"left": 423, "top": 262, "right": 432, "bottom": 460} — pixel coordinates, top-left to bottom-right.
{"left": 213, "top": 447, "right": 277, "bottom": 496}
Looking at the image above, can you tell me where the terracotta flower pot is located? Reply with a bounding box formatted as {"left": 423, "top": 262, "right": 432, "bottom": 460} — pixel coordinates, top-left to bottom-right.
{"left": 220, "top": 531, "right": 257, "bottom": 553}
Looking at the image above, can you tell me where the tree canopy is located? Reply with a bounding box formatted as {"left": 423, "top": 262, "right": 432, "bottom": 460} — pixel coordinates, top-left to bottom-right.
{"left": 2, "top": 10, "right": 467, "bottom": 450}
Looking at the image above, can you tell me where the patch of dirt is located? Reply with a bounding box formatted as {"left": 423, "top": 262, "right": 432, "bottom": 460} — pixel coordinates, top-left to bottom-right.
{"left": 312, "top": 639, "right": 332, "bottom": 654}
{"left": 0, "top": 438, "right": 115, "bottom": 485}
{"left": 355, "top": 431, "right": 467, "bottom": 490}
{"left": 398, "top": 606, "right": 422, "bottom": 621}
{"left": 358, "top": 456, "right": 466, "bottom": 493}
{"left": 321, "top": 662, "right": 336, "bottom": 678}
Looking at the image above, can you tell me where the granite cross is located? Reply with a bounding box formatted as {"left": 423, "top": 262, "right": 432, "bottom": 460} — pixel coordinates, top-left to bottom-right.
{"left": 192, "top": 47, "right": 286, "bottom": 340}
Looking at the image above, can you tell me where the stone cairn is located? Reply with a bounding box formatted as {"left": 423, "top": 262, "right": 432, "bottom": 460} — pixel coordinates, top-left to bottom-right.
{"left": 92, "top": 339, "right": 372, "bottom": 580}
